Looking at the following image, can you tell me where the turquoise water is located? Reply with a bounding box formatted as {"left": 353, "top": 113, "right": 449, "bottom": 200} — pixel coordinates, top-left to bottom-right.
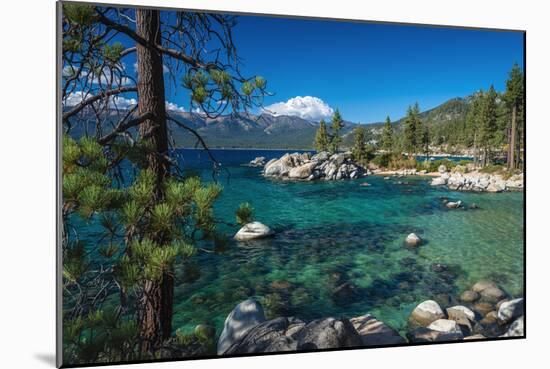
{"left": 169, "top": 150, "right": 524, "bottom": 336}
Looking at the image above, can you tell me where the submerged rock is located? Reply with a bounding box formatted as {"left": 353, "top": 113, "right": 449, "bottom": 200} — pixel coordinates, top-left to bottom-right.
{"left": 217, "top": 299, "right": 266, "bottom": 355}
{"left": 459, "top": 290, "right": 480, "bottom": 303}
{"left": 350, "top": 314, "right": 406, "bottom": 346}
{"left": 234, "top": 222, "right": 275, "bottom": 241}
{"left": 405, "top": 233, "right": 422, "bottom": 247}
{"left": 446, "top": 200, "right": 462, "bottom": 209}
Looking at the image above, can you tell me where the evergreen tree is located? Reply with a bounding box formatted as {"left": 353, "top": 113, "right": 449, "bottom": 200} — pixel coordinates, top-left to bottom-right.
{"left": 381, "top": 116, "right": 394, "bottom": 152}
{"left": 478, "top": 85, "right": 498, "bottom": 166}
{"left": 465, "top": 91, "right": 483, "bottom": 166}
{"left": 352, "top": 125, "right": 369, "bottom": 166}
{"left": 61, "top": 3, "right": 268, "bottom": 361}
{"left": 504, "top": 63, "right": 524, "bottom": 170}
{"left": 329, "top": 109, "right": 344, "bottom": 153}
{"left": 314, "top": 119, "right": 330, "bottom": 152}
{"left": 420, "top": 125, "right": 431, "bottom": 159}
{"left": 403, "top": 105, "right": 417, "bottom": 155}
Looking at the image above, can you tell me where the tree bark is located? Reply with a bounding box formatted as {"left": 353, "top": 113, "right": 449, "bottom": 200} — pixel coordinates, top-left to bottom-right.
{"left": 135, "top": 8, "right": 174, "bottom": 352}
{"left": 509, "top": 104, "right": 517, "bottom": 170}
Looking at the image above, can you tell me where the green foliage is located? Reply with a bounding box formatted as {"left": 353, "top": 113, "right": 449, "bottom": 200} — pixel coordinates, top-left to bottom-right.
{"left": 103, "top": 42, "right": 125, "bottom": 63}
{"left": 314, "top": 119, "right": 330, "bottom": 152}
{"left": 351, "top": 125, "right": 371, "bottom": 166}
{"left": 236, "top": 202, "right": 254, "bottom": 225}
{"left": 329, "top": 109, "right": 344, "bottom": 154}
{"left": 63, "top": 3, "right": 96, "bottom": 26}
{"left": 417, "top": 159, "right": 457, "bottom": 173}
{"left": 371, "top": 153, "right": 417, "bottom": 170}
{"left": 404, "top": 103, "right": 421, "bottom": 154}
{"left": 381, "top": 116, "right": 394, "bottom": 151}
{"left": 479, "top": 164, "right": 505, "bottom": 174}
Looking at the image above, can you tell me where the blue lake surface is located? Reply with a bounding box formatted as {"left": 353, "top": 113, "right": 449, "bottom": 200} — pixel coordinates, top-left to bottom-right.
{"left": 167, "top": 149, "right": 524, "bottom": 336}
{"left": 74, "top": 149, "right": 524, "bottom": 337}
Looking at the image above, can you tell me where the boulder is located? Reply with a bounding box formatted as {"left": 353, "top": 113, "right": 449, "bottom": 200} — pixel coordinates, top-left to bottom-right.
{"left": 311, "top": 151, "right": 330, "bottom": 162}
{"left": 438, "top": 165, "right": 447, "bottom": 173}
{"left": 480, "top": 311, "right": 498, "bottom": 325}
{"left": 288, "top": 162, "right": 317, "bottom": 180}
{"left": 500, "top": 316, "right": 524, "bottom": 337}
{"left": 459, "top": 290, "right": 480, "bottom": 303}
{"left": 349, "top": 314, "right": 406, "bottom": 346}
{"left": 294, "top": 317, "right": 362, "bottom": 350}
{"left": 446, "top": 200, "right": 462, "bottom": 209}
{"left": 472, "top": 280, "right": 499, "bottom": 293}
{"left": 427, "top": 319, "right": 464, "bottom": 341}
{"left": 447, "top": 306, "right": 476, "bottom": 322}
{"left": 224, "top": 317, "right": 304, "bottom": 354}
{"left": 249, "top": 156, "right": 266, "bottom": 167}
{"left": 479, "top": 286, "right": 506, "bottom": 303}
{"left": 473, "top": 302, "right": 494, "bottom": 317}
{"left": 217, "top": 299, "right": 266, "bottom": 355}
{"left": 430, "top": 177, "right": 447, "bottom": 186}
{"left": 234, "top": 222, "right": 275, "bottom": 241}
{"left": 405, "top": 233, "right": 422, "bottom": 247}
{"left": 497, "top": 298, "right": 524, "bottom": 324}
{"left": 409, "top": 300, "right": 445, "bottom": 328}
{"left": 408, "top": 326, "right": 463, "bottom": 343}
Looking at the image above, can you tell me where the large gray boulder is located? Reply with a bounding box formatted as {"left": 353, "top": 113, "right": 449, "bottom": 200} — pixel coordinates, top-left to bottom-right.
{"left": 350, "top": 314, "right": 406, "bottom": 346}
{"left": 500, "top": 316, "right": 524, "bottom": 337}
{"left": 224, "top": 317, "right": 305, "bottom": 354}
{"left": 409, "top": 300, "right": 445, "bottom": 328}
{"left": 288, "top": 162, "right": 317, "bottom": 179}
{"left": 430, "top": 177, "right": 447, "bottom": 186}
{"left": 497, "top": 298, "right": 524, "bottom": 324}
{"left": 294, "top": 318, "right": 362, "bottom": 350}
{"left": 217, "top": 299, "right": 266, "bottom": 355}
{"left": 408, "top": 327, "right": 463, "bottom": 343}
{"left": 234, "top": 222, "right": 275, "bottom": 241}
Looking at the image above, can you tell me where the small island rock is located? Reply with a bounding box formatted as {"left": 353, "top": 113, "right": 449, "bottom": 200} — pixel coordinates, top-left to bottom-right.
{"left": 405, "top": 233, "right": 422, "bottom": 247}
{"left": 234, "top": 222, "right": 275, "bottom": 241}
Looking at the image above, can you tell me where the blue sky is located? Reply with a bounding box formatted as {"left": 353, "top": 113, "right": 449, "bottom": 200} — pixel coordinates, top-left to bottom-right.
{"left": 65, "top": 11, "right": 524, "bottom": 124}
{"left": 228, "top": 15, "right": 524, "bottom": 123}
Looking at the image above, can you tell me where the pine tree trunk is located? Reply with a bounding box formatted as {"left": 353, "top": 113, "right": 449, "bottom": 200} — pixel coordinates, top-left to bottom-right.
{"left": 135, "top": 8, "right": 174, "bottom": 352}
{"left": 509, "top": 104, "right": 517, "bottom": 170}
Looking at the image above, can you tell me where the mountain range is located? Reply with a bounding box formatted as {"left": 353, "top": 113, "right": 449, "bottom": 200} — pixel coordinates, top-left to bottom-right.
{"left": 68, "top": 96, "right": 472, "bottom": 149}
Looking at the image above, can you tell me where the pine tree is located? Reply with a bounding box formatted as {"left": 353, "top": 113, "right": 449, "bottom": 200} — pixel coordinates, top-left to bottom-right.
{"left": 329, "top": 109, "right": 344, "bottom": 154}
{"left": 352, "top": 125, "right": 369, "bottom": 166}
{"left": 61, "top": 3, "right": 268, "bottom": 360}
{"left": 381, "top": 116, "right": 394, "bottom": 152}
{"left": 420, "top": 125, "right": 431, "bottom": 159}
{"left": 403, "top": 105, "right": 417, "bottom": 155}
{"left": 504, "top": 63, "right": 524, "bottom": 170}
{"left": 314, "top": 119, "right": 330, "bottom": 152}
{"left": 479, "top": 85, "right": 498, "bottom": 166}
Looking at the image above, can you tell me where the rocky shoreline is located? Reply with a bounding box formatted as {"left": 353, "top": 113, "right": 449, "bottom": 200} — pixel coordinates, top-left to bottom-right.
{"left": 216, "top": 279, "right": 524, "bottom": 355}
{"left": 261, "top": 151, "right": 369, "bottom": 181}
{"left": 430, "top": 165, "right": 523, "bottom": 192}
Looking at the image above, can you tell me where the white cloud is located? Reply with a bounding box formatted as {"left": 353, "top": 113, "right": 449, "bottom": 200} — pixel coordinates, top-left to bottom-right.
{"left": 165, "top": 101, "right": 186, "bottom": 112}
{"left": 62, "top": 91, "right": 137, "bottom": 109}
{"left": 64, "top": 91, "right": 184, "bottom": 113}
{"left": 63, "top": 91, "right": 92, "bottom": 107}
{"left": 262, "top": 96, "right": 334, "bottom": 121}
